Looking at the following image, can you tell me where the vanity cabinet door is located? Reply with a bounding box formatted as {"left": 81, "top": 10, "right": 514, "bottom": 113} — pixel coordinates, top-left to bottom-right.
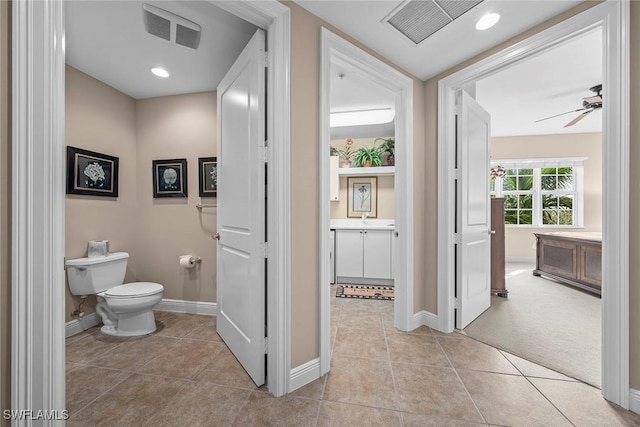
{"left": 363, "top": 230, "right": 392, "bottom": 279}
{"left": 335, "top": 230, "right": 364, "bottom": 278}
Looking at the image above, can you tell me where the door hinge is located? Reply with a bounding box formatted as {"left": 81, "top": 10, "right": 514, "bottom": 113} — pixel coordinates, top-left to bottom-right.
{"left": 453, "top": 233, "right": 461, "bottom": 244}
{"left": 260, "top": 146, "right": 269, "bottom": 163}
{"left": 264, "top": 337, "right": 269, "bottom": 354}
{"left": 453, "top": 168, "right": 460, "bottom": 180}
{"left": 454, "top": 297, "right": 461, "bottom": 310}
{"left": 261, "top": 242, "right": 269, "bottom": 258}
{"left": 261, "top": 51, "right": 269, "bottom": 68}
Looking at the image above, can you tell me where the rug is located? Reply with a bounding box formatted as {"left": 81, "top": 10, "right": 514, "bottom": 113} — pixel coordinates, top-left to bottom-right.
{"left": 336, "top": 284, "right": 394, "bottom": 300}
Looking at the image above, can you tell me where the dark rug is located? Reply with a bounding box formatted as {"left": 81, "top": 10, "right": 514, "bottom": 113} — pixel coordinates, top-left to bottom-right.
{"left": 336, "top": 284, "right": 394, "bottom": 300}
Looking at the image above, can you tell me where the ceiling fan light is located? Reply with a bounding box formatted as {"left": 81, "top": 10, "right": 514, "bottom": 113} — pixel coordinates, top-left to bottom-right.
{"left": 476, "top": 13, "right": 500, "bottom": 31}
{"left": 151, "top": 67, "right": 170, "bottom": 78}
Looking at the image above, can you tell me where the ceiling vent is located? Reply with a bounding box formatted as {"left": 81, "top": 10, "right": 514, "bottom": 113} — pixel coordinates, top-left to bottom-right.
{"left": 383, "top": 0, "right": 484, "bottom": 45}
{"left": 143, "top": 3, "right": 201, "bottom": 50}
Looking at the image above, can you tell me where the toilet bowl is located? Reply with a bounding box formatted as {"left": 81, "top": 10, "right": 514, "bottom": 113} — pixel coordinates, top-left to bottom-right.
{"left": 66, "top": 252, "right": 164, "bottom": 337}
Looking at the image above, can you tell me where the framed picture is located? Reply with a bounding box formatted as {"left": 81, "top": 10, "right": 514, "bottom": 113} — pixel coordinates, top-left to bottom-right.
{"left": 66, "top": 146, "right": 119, "bottom": 197}
{"left": 198, "top": 157, "right": 217, "bottom": 197}
{"left": 347, "top": 176, "right": 377, "bottom": 218}
{"left": 152, "top": 158, "right": 188, "bottom": 198}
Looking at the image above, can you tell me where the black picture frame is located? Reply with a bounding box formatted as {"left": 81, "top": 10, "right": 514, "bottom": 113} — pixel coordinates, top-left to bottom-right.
{"left": 152, "top": 158, "right": 188, "bottom": 198}
{"left": 66, "top": 146, "right": 119, "bottom": 197}
{"left": 198, "top": 157, "right": 217, "bottom": 197}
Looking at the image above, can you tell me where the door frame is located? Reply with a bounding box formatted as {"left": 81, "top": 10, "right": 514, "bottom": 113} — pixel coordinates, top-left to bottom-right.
{"left": 436, "top": 1, "right": 629, "bottom": 408}
{"left": 319, "top": 28, "right": 414, "bottom": 376}
{"left": 11, "top": 0, "right": 291, "bottom": 415}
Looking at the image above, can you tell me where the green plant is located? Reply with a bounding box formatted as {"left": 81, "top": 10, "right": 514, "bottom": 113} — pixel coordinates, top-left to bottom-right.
{"left": 337, "top": 138, "right": 355, "bottom": 162}
{"left": 375, "top": 137, "right": 395, "bottom": 157}
{"left": 330, "top": 146, "right": 339, "bottom": 156}
{"left": 352, "top": 146, "right": 382, "bottom": 167}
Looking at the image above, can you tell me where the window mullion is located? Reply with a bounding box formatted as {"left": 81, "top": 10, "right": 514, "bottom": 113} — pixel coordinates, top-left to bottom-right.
{"left": 533, "top": 168, "right": 541, "bottom": 226}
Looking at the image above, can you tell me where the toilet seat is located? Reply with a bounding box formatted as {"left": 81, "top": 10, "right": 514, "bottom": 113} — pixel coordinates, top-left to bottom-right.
{"left": 100, "top": 282, "right": 163, "bottom": 299}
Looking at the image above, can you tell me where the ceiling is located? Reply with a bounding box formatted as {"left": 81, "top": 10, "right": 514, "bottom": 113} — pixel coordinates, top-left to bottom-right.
{"left": 65, "top": 1, "right": 257, "bottom": 99}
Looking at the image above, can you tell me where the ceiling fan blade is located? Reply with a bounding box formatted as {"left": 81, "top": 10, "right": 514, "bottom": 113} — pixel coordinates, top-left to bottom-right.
{"left": 583, "top": 95, "right": 602, "bottom": 104}
{"left": 564, "top": 110, "right": 592, "bottom": 128}
{"left": 535, "top": 108, "right": 588, "bottom": 123}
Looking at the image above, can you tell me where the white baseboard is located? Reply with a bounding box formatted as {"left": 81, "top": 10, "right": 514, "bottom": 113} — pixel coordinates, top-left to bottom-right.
{"left": 630, "top": 388, "right": 640, "bottom": 415}
{"left": 155, "top": 299, "right": 217, "bottom": 316}
{"left": 411, "top": 310, "right": 438, "bottom": 331}
{"left": 506, "top": 257, "right": 536, "bottom": 263}
{"left": 65, "top": 312, "right": 101, "bottom": 338}
{"left": 289, "top": 357, "right": 321, "bottom": 392}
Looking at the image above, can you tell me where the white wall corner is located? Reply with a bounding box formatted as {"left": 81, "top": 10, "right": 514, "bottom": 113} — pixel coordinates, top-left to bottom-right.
{"left": 155, "top": 299, "right": 217, "bottom": 316}
{"left": 630, "top": 389, "right": 640, "bottom": 415}
{"left": 65, "top": 312, "right": 101, "bottom": 338}
{"left": 412, "top": 310, "right": 438, "bottom": 330}
{"left": 289, "top": 358, "right": 321, "bottom": 392}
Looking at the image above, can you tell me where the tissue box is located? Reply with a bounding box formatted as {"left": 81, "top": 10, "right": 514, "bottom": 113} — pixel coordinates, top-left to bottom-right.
{"left": 88, "top": 240, "right": 109, "bottom": 258}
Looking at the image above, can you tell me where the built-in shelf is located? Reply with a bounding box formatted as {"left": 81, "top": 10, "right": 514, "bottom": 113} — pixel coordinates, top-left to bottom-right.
{"left": 338, "top": 166, "right": 395, "bottom": 176}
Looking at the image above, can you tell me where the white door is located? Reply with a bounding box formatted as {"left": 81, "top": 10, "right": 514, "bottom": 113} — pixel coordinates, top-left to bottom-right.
{"left": 456, "top": 90, "right": 492, "bottom": 329}
{"left": 216, "top": 30, "right": 266, "bottom": 386}
{"left": 335, "top": 230, "right": 364, "bottom": 278}
{"left": 363, "top": 230, "right": 392, "bottom": 279}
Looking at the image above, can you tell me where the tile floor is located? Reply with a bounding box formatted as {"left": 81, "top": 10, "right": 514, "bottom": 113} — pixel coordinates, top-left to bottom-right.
{"left": 65, "top": 289, "right": 640, "bottom": 426}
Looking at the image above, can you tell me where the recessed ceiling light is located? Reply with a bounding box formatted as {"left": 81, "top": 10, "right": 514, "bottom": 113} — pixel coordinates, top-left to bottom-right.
{"left": 151, "top": 67, "right": 170, "bottom": 78}
{"left": 476, "top": 13, "right": 500, "bottom": 31}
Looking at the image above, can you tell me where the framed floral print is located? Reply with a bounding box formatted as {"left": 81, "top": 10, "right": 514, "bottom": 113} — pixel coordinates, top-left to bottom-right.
{"left": 152, "top": 158, "right": 188, "bottom": 198}
{"left": 66, "top": 146, "right": 119, "bottom": 197}
{"left": 198, "top": 157, "right": 217, "bottom": 197}
{"left": 347, "top": 176, "right": 377, "bottom": 218}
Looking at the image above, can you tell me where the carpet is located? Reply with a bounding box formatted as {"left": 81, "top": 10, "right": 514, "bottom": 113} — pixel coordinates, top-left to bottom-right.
{"left": 462, "top": 263, "right": 601, "bottom": 388}
{"left": 336, "top": 284, "right": 394, "bottom": 300}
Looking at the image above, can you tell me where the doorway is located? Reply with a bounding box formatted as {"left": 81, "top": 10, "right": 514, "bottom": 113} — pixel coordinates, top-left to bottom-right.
{"left": 437, "top": 2, "right": 629, "bottom": 408}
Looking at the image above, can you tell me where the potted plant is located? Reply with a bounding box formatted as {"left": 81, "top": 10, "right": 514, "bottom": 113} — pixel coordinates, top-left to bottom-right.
{"left": 337, "top": 138, "right": 355, "bottom": 167}
{"left": 375, "top": 137, "right": 395, "bottom": 166}
{"left": 353, "top": 146, "right": 382, "bottom": 167}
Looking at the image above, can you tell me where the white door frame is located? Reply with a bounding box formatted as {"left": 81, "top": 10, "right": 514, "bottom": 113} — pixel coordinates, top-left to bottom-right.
{"left": 437, "top": 1, "right": 629, "bottom": 408}
{"left": 319, "top": 28, "right": 414, "bottom": 375}
{"left": 11, "top": 0, "right": 291, "bottom": 416}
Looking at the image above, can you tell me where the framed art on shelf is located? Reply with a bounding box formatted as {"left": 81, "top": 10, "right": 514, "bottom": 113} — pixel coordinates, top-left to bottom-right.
{"left": 66, "top": 146, "right": 119, "bottom": 197}
{"left": 347, "top": 176, "right": 377, "bottom": 218}
{"left": 152, "top": 158, "right": 188, "bottom": 198}
{"left": 198, "top": 157, "right": 217, "bottom": 197}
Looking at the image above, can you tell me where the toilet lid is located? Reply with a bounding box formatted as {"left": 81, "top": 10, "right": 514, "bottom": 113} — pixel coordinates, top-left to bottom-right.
{"left": 104, "top": 282, "right": 163, "bottom": 298}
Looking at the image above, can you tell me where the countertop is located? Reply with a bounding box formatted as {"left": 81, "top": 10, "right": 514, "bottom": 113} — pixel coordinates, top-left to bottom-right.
{"left": 330, "top": 219, "right": 395, "bottom": 230}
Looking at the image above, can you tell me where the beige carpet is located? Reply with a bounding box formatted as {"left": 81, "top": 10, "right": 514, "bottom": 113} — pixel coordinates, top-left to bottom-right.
{"left": 462, "top": 263, "right": 601, "bottom": 388}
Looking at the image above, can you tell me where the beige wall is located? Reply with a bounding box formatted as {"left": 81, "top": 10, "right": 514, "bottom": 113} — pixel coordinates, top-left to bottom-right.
{"left": 135, "top": 92, "right": 217, "bottom": 303}
{"left": 492, "top": 133, "right": 602, "bottom": 259}
{"left": 0, "top": 0, "right": 10, "bottom": 421}
{"left": 65, "top": 66, "right": 139, "bottom": 321}
{"left": 287, "top": 1, "right": 426, "bottom": 367}
{"left": 330, "top": 137, "right": 395, "bottom": 220}
{"left": 65, "top": 68, "right": 217, "bottom": 321}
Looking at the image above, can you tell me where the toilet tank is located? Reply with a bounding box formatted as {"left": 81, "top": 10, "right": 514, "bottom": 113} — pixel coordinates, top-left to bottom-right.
{"left": 65, "top": 252, "right": 129, "bottom": 295}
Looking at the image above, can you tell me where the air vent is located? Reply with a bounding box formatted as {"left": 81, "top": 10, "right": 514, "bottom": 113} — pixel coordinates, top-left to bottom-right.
{"left": 142, "top": 3, "right": 201, "bottom": 50}
{"left": 383, "top": 0, "right": 484, "bottom": 45}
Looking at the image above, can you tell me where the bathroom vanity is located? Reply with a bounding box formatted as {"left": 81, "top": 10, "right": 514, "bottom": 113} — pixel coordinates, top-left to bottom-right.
{"left": 331, "top": 219, "right": 395, "bottom": 286}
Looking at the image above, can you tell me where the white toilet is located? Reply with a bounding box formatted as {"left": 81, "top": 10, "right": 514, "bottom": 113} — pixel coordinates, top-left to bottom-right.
{"left": 65, "top": 252, "right": 164, "bottom": 337}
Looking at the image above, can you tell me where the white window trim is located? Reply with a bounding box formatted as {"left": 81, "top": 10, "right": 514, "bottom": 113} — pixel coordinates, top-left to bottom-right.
{"left": 491, "top": 157, "right": 585, "bottom": 228}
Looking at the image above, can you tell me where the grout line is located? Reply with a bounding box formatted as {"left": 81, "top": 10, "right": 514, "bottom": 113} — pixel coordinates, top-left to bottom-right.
{"left": 67, "top": 367, "right": 133, "bottom": 418}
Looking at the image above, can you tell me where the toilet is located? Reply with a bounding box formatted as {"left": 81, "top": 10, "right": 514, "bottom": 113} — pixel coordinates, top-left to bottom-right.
{"left": 65, "top": 252, "right": 164, "bottom": 337}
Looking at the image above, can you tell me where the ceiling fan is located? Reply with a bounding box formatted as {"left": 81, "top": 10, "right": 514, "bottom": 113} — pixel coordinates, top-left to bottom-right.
{"left": 535, "top": 84, "right": 603, "bottom": 128}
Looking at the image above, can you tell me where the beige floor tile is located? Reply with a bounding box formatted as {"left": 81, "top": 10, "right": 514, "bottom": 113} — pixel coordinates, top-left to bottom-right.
{"left": 183, "top": 316, "right": 223, "bottom": 342}
{"left": 68, "top": 373, "right": 187, "bottom": 427}
{"left": 335, "top": 311, "right": 383, "bottom": 331}
{"left": 501, "top": 351, "right": 578, "bottom": 382}
{"left": 289, "top": 375, "right": 327, "bottom": 400}
{"left": 195, "top": 346, "right": 257, "bottom": 389}
{"left": 232, "top": 392, "right": 320, "bottom": 427}
{"left": 392, "top": 363, "right": 484, "bottom": 423}
{"left": 333, "top": 327, "right": 388, "bottom": 360}
{"left": 65, "top": 326, "right": 100, "bottom": 345}
{"left": 338, "top": 297, "right": 388, "bottom": 314}
{"left": 85, "top": 335, "right": 181, "bottom": 371}
{"left": 386, "top": 333, "right": 451, "bottom": 367}
{"left": 457, "top": 370, "right": 571, "bottom": 426}
{"left": 437, "top": 336, "right": 520, "bottom": 375}
{"left": 135, "top": 339, "right": 225, "bottom": 379}
{"left": 317, "top": 401, "right": 402, "bottom": 427}
{"left": 66, "top": 366, "right": 130, "bottom": 414}
{"left": 154, "top": 312, "right": 205, "bottom": 338}
{"left": 402, "top": 412, "right": 489, "bottom": 427}
{"left": 66, "top": 332, "right": 129, "bottom": 364}
{"left": 324, "top": 355, "right": 398, "bottom": 410}
{"left": 530, "top": 377, "right": 640, "bottom": 426}
{"left": 146, "top": 382, "right": 251, "bottom": 427}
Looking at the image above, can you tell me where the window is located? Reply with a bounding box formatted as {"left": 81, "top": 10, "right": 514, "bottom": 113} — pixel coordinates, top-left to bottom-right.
{"left": 490, "top": 158, "right": 585, "bottom": 227}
